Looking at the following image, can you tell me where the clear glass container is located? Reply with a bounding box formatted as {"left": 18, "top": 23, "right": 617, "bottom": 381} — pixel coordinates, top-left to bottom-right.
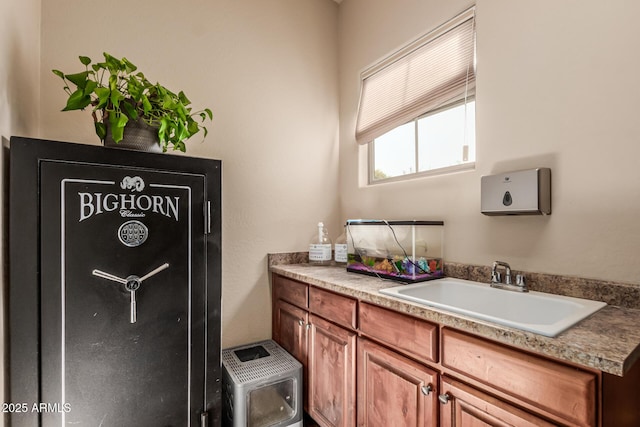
{"left": 309, "top": 222, "right": 332, "bottom": 265}
{"left": 346, "top": 220, "right": 444, "bottom": 283}
{"left": 334, "top": 224, "right": 348, "bottom": 265}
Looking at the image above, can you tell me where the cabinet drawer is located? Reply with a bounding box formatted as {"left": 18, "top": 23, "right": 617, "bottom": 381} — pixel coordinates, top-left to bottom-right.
{"left": 309, "top": 287, "right": 357, "bottom": 329}
{"left": 440, "top": 376, "right": 556, "bottom": 427}
{"left": 359, "top": 302, "right": 438, "bottom": 364}
{"left": 442, "top": 328, "right": 597, "bottom": 427}
{"left": 272, "top": 274, "right": 308, "bottom": 308}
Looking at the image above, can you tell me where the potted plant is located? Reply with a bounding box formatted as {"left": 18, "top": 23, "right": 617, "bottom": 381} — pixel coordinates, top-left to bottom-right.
{"left": 52, "top": 52, "right": 212, "bottom": 152}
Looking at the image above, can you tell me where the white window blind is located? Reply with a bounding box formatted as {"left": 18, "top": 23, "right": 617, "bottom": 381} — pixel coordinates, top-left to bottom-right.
{"left": 356, "top": 7, "right": 476, "bottom": 145}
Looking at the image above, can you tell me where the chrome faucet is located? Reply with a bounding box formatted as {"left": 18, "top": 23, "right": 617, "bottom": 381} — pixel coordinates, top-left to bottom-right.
{"left": 491, "top": 261, "right": 512, "bottom": 285}
{"left": 490, "top": 261, "right": 528, "bottom": 292}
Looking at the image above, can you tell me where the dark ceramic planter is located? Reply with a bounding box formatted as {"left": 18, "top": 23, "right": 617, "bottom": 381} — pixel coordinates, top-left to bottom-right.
{"left": 104, "top": 118, "right": 162, "bottom": 153}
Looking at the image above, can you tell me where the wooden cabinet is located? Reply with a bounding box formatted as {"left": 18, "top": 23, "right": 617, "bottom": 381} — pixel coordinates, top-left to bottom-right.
{"left": 310, "top": 286, "right": 358, "bottom": 330}
{"left": 439, "top": 376, "right": 555, "bottom": 427}
{"left": 272, "top": 274, "right": 310, "bottom": 370}
{"left": 272, "top": 274, "right": 357, "bottom": 427}
{"left": 273, "top": 299, "right": 308, "bottom": 372}
{"left": 272, "top": 276, "right": 310, "bottom": 409}
{"left": 309, "top": 314, "right": 357, "bottom": 427}
{"left": 272, "top": 273, "right": 638, "bottom": 427}
{"left": 360, "top": 302, "right": 438, "bottom": 364}
{"left": 358, "top": 338, "right": 438, "bottom": 427}
{"left": 442, "top": 328, "right": 597, "bottom": 426}
{"left": 273, "top": 274, "right": 309, "bottom": 308}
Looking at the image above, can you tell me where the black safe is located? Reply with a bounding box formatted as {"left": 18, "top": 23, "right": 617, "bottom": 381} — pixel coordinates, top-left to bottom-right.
{"left": 7, "top": 137, "right": 222, "bottom": 426}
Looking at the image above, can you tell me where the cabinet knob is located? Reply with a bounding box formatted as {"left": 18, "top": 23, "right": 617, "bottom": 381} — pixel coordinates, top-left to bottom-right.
{"left": 421, "top": 385, "right": 432, "bottom": 395}
{"left": 438, "top": 393, "right": 451, "bottom": 405}
{"left": 298, "top": 319, "right": 304, "bottom": 326}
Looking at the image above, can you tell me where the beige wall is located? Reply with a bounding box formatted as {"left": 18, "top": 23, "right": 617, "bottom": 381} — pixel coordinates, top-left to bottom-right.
{"left": 38, "top": 0, "right": 340, "bottom": 349}
{"left": 338, "top": 0, "right": 640, "bottom": 284}
{"left": 1, "top": 0, "right": 41, "bottom": 421}
{"left": 0, "top": 0, "right": 40, "bottom": 139}
{"left": 4, "top": 0, "right": 640, "bottom": 412}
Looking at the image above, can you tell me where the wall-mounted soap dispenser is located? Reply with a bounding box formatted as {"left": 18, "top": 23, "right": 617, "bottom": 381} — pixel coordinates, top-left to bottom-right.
{"left": 481, "top": 168, "right": 551, "bottom": 215}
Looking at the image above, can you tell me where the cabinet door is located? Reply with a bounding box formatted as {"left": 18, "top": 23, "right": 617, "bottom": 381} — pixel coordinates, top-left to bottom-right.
{"left": 439, "top": 377, "right": 555, "bottom": 427}
{"left": 274, "top": 299, "right": 308, "bottom": 364}
{"left": 309, "top": 315, "right": 357, "bottom": 427}
{"left": 9, "top": 138, "right": 222, "bottom": 427}
{"left": 357, "top": 338, "right": 438, "bottom": 427}
{"left": 40, "top": 161, "right": 208, "bottom": 427}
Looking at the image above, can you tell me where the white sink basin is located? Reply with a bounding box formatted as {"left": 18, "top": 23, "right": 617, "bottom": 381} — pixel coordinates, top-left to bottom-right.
{"left": 379, "top": 278, "right": 606, "bottom": 337}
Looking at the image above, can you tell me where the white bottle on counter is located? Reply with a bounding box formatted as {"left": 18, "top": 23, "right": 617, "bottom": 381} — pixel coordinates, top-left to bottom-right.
{"left": 309, "top": 222, "right": 332, "bottom": 265}
{"left": 334, "top": 225, "right": 348, "bottom": 266}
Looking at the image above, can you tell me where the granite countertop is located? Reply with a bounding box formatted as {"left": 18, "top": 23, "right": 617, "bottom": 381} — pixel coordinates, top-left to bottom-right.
{"left": 270, "top": 263, "right": 640, "bottom": 377}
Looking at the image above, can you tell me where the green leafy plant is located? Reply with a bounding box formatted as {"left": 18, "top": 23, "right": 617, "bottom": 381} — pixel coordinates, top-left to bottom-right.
{"left": 52, "top": 53, "right": 212, "bottom": 152}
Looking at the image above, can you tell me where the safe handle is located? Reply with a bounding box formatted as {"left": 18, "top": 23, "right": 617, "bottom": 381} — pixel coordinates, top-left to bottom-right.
{"left": 91, "top": 263, "right": 170, "bottom": 285}
{"left": 92, "top": 263, "right": 169, "bottom": 324}
{"left": 139, "top": 263, "right": 170, "bottom": 282}
{"left": 92, "top": 269, "right": 127, "bottom": 284}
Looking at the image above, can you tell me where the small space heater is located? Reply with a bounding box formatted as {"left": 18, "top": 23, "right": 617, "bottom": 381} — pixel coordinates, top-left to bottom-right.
{"left": 222, "top": 340, "right": 302, "bottom": 427}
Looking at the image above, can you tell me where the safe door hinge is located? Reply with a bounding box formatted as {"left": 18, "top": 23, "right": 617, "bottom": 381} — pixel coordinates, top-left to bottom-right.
{"left": 200, "top": 411, "right": 209, "bottom": 426}
{"left": 205, "top": 201, "right": 211, "bottom": 234}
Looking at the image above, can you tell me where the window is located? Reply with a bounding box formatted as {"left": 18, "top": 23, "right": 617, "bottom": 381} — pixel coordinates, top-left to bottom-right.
{"left": 356, "top": 7, "right": 476, "bottom": 183}
{"left": 372, "top": 100, "right": 475, "bottom": 181}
